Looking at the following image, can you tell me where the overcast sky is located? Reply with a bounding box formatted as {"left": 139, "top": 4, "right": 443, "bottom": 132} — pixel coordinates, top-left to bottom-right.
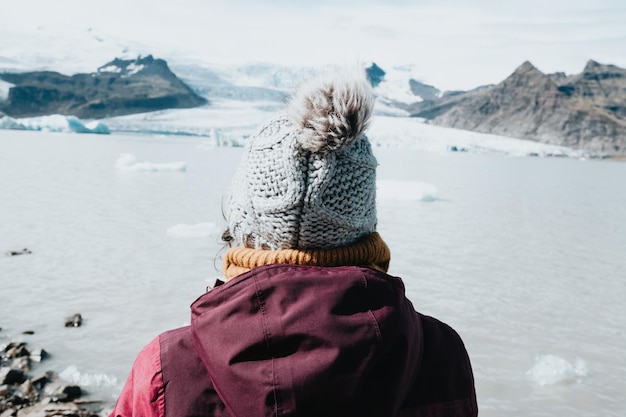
{"left": 1, "top": 0, "right": 625, "bottom": 90}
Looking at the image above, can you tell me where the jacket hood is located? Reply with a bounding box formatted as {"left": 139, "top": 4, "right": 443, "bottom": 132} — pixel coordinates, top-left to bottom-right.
{"left": 190, "top": 264, "right": 423, "bottom": 417}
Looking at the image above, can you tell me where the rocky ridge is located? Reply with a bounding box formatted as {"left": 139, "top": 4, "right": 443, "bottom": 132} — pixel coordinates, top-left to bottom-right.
{"left": 0, "top": 56, "right": 207, "bottom": 119}
{"left": 406, "top": 60, "right": 626, "bottom": 155}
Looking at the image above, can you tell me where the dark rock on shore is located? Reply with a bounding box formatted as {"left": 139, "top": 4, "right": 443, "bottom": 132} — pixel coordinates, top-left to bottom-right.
{"left": 5, "top": 249, "right": 32, "bottom": 257}
{"left": 64, "top": 315, "right": 82, "bottom": 328}
{"left": 13, "top": 402, "right": 87, "bottom": 417}
{"left": 0, "top": 55, "right": 207, "bottom": 119}
{"left": 1, "top": 340, "right": 108, "bottom": 417}
{"left": 365, "top": 63, "right": 386, "bottom": 88}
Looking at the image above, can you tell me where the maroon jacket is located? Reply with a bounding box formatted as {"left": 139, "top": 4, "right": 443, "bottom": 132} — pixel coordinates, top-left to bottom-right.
{"left": 111, "top": 265, "right": 477, "bottom": 417}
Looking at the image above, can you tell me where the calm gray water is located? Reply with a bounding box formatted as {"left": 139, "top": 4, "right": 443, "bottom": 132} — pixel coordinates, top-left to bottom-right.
{"left": 1, "top": 130, "right": 625, "bottom": 416}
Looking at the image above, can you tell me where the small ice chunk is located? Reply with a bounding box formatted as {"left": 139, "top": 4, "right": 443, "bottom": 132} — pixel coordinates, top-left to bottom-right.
{"left": 526, "top": 354, "right": 588, "bottom": 386}
{"left": 115, "top": 153, "right": 186, "bottom": 172}
{"left": 0, "top": 116, "right": 26, "bottom": 130}
{"left": 59, "top": 365, "right": 118, "bottom": 387}
{"left": 377, "top": 180, "right": 438, "bottom": 201}
{"left": 0, "top": 114, "right": 109, "bottom": 134}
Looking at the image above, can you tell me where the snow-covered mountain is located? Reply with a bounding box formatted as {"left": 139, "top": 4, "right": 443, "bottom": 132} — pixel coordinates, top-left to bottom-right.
{"left": 0, "top": 55, "right": 435, "bottom": 134}
{"left": 0, "top": 55, "right": 601, "bottom": 158}
{"left": 0, "top": 21, "right": 608, "bottom": 158}
{"left": 170, "top": 61, "right": 436, "bottom": 112}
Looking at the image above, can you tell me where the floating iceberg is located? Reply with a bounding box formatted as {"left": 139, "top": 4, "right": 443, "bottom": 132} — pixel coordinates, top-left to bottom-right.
{"left": 166, "top": 223, "right": 218, "bottom": 239}
{"left": 526, "top": 354, "right": 588, "bottom": 386}
{"left": 115, "top": 153, "right": 186, "bottom": 172}
{"left": 0, "top": 116, "right": 26, "bottom": 130}
{"left": 196, "top": 127, "right": 233, "bottom": 150}
{"left": 0, "top": 114, "right": 110, "bottom": 134}
{"left": 377, "top": 180, "right": 438, "bottom": 202}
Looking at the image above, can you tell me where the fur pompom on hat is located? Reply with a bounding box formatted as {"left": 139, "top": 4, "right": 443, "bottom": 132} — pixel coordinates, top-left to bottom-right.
{"left": 225, "top": 67, "right": 378, "bottom": 250}
{"left": 288, "top": 69, "right": 375, "bottom": 153}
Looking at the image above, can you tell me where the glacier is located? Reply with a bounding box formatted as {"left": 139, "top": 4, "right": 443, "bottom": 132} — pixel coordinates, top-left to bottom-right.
{"left": 0, "top": 114, "right": 110, "bottom": 134}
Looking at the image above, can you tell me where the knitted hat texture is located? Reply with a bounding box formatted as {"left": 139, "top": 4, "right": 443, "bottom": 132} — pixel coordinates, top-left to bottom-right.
{"left": 226, "top": 69, "right": 377, "bottom": 250}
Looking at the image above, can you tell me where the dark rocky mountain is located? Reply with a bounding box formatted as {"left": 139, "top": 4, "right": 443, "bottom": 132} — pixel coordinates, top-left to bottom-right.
{"left": 0, "top": 55, "right": 207, "bottom": 119}
{"left": 365, "top": 63, "right": 386, "bottom": 87}
{"left": 408, "top": 60, "right": 626, "bottom": 155}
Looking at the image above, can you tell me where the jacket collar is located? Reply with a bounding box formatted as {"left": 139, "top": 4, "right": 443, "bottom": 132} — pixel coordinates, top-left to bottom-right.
{"left": 222, "top": 232, "right": 390, "bottom": 280}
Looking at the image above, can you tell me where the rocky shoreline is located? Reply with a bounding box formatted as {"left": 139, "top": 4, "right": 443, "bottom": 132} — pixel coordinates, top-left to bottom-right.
{"left": 1, "top": 331, "right": 112, "bottom": 417}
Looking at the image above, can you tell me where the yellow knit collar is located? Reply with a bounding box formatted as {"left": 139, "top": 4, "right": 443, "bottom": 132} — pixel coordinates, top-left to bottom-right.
{"left": 222, "top": 232, "right": 390, "bottom": 280}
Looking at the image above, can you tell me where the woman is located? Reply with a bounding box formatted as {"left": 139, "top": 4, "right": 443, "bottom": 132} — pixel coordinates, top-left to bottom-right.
{"left": 111, "top": 68, "right": 477, "bottom": 417}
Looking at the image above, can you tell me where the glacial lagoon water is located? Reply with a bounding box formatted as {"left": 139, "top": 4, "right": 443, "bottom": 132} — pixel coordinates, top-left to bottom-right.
{"left": 1, "top": 130, "right": 625, "bottom": 416}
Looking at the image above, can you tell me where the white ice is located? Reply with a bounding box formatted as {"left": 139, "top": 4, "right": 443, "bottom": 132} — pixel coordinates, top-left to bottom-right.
{"left": 98, "top": 64, "right": 122, "bottom": 73}
{"left": 0, "top": 114, "right": 110, "bottom": 134}
{"left": 124, "top": 63, "right": 144, "bottom": 76}
{"left": 0, "top": 116, "right": 24, "bottom": 130}
{"left": 0, "top": 102, "right": 593, "bottom": 159}
{"left": 0, "top": 79, "right": 11, "bottom": 101}
{"left": 377, "top": 180, "right": 438, "bottom": 202}
{"left": 166, "top": 223, "right": 219, "bottom": 239}
{"left": 101, "top": 99, "right": 277, "bottom": 143}
{"left": 526, "top": 354, "right": 588, "bottom": 386}
{"left": 59, "top": 365, "right": 118, "bottom": 388}
{"left": 114, "top": 153, "right": 186, "bottom": 172}
{"left": 105, "top": 108, "right": 590, "bottom": 159}
{"left": 374, "top": 64, "right": 426, "bottom": 105}
{"left": 368, "top": 116, "right": 586, "bottom": 158}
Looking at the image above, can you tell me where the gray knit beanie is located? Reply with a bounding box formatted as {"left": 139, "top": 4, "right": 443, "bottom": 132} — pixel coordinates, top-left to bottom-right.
{"left": 225, "top": 68, "right": 377, "bottom": 250}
